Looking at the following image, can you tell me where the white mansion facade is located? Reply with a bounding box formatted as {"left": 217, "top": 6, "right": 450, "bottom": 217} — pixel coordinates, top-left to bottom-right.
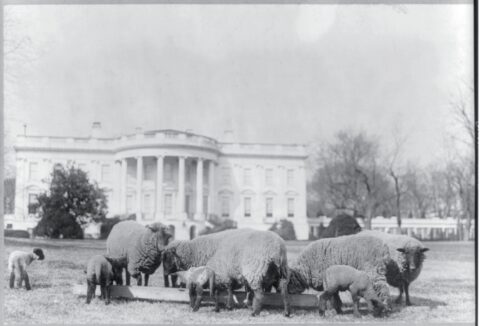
{"left": 12, "top": 123, "right": 310, "bottom": 240}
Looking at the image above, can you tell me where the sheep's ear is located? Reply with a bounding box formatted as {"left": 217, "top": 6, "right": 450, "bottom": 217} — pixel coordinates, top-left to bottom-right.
{"left": 146, "top": 223, "right": 160, "bottom": 232}
{"left": 420, "top": 248, "right": 429, "bottom": 253}
{"left": 105, "top": 255, "right": 126, "bottom": 267}
{"left": 396, "top": 248, "right": 406, "bottom": 253}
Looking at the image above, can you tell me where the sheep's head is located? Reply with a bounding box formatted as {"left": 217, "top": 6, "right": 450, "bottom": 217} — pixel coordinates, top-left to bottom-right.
{"left": 105, "top": 255, "right": 127, "bottom": 284}
{"left": 162, "top": 247, "right": 186, "bottom": 275}
{"left": 396, "top": 247, "right": 429, "bottom": 273}
{"left": 33, "top": 248, "right": 45, "bottom": 261}
{"left": 287, "top": 268, "right": 309, "bottom": 294}
{"left": 145, "top": 223, "right": 173, "bottom": 253}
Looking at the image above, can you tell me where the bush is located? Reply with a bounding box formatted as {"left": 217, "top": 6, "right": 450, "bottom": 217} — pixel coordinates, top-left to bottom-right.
{"left": 269, "top": 219, "right": 297, "bottom": 241}
{"left": 4, "top": 230, "right": 30, "bottom": 238}
{"left": 199, "top": 215, "right": 237, "bottom": 236}
{"left": 321, "top": 213, "right": 361, "bottom": 238}
{"left": 34, "top": 211, "right": 84, "bottom": 239}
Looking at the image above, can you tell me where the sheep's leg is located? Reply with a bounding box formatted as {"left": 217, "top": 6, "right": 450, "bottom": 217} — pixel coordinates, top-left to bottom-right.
{"left": 279, "top": 278, "right": 291, "bottom": 317}
{"left": 332, "top": 292, "right": 343, "bottom": 314}
{"left": 318, "top": 292, "right": 330, "bottom": 316}
{"left": 100, "top": 285, "right": 106, "bottom": 300}
{"left": 251, "top": 289, "right": 264, "bottom": 317}
{"left": 351, "top": 293, "right": 361, "bottom": 318}
{"left": 404, "top": 283, "right": 412, "bottom": 306}
{"left": 144, "top": 274, "right": 149, "bottom": 287}
{"left": 105, "top": 285, "right": 111, "bottom": 305}
{"left": 214, "top": 288, "right": 220, "bottom": 313}
{"left": 23, "top": 271, "right": 31, "bottom": 290}
{"left": 171, "top": 275, "right": 178, "bottom": 288}
{"left": 395, "top": 285, "right": 404, "bottom": 304}
{"left": 86, "top": 282, "right": 95, "bottom": 304}
{"left": 244, "top": 284, "right": 253, "bottom": 307}
{"left": 9, "top": 271, "right": 15, "bottom": 289}
{"left": 189, "top": 284, "right": 196, "bottom": 309}
{"left": 192, "top": 284, "right": 204, "bottom": 312}
{"left": 125, "top": 270, "right": 131, "bottom": 286}
{"left": 15, "top": 267, "right": 23, "bottom": 288}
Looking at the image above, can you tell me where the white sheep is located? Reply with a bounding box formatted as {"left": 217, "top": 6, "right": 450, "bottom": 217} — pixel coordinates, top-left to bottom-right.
{"left": 8, "top": 248, "right": 45, "bottom": 290}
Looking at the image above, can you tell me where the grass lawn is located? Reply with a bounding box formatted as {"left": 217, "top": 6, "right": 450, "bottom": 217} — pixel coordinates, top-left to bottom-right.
{"left": 3, "top": 238, "right": 476, "bottom": 324}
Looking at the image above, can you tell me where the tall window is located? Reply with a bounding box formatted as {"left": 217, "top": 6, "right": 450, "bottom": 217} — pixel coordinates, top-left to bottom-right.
{"left": 221, "top": 196, "right": 230, "bottom": 217}
{"left": 287, "top": 169, "right": 295, "bottom": 187}
{"left": 164, "top": 194, "right": 173, "bottom": 215}
{"left": 265, "top": 168, "right": 273, "bottom": 187}
{"left": 143, "top": 194, "right": 153, "bottom": 213}
{"left": 266, "top": 197, "right": 273, "bottom": 217}
{"left": 29, "top": 162, "right": 39, "bottom": 181}
{"left": 144, "top": 162, "right": 156, "bottom": 181}
{"left": 221, "top": 167, "right": 231, "bottom": 185}
{"left": 243, "top": 168, "right": 252, "bottom": 186}
{"left": 101, "top": 164, "right": 111, "bottom": 183}
{"left": 244, "top": 197, "right": 252, "bottom": 217}
{"left": 28, "top": 194, "right": 38, "bottom": 214}
{"left": 164, "top": 163, "right": 173, "bottom": 181}
{"left": 287, "top": 198, "right": 295, "bottom": 217}
{"left": 126, "top": 194, "right": 135, "bottom": 213}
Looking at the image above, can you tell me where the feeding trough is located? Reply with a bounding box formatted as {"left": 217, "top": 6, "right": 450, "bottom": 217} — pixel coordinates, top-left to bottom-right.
{"left": 72, "top": 285, "right": 319, "bottom": 309}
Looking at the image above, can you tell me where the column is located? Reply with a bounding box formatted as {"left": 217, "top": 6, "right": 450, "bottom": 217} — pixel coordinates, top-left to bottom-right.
{"left": 155, "top": 155, "right": 164, "bottom": 220}
{"left": 121, "top": 158, "right": 127, "bottom": 214}
{"left": 195, "top": 158, "right": 204, "bottom": 220}
{"left": 114, "top": 160, "right": 122, "bottom": 215}
{"left": 136, "top": 156, "right": 143, "bottom": 220}
{"left": 177, "top": 156, "right": 186, "bottom": 218}
{"left": 208, "top": 160, "right": 215, "bottom": 218}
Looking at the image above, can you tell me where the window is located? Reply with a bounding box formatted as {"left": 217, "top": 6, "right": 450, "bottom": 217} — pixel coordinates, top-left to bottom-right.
{"left": 143, "top": 194, "right": 153, "bottom": 213}
{"left": 164, "top": 194, "right": 173, "bottom": 215}
{"left": 127, "top": 194, "right": 135, "bottom": 213}
{"left": 221, "top": 167, "right": 231, "bottom": 185}
{"left": 101, "top": 164, "right": 111, "bottom": 182}
{"left": 287, "top": 198, "right": 295, "bottom": 217}
{"left": 165, "top": 163, "right": 173, "bottom": 182}
{"left": 145, "top": 162, "right": 156, "bottom": 181}
{"left": 6, "top": 223, "right": 12, "bottom": 229}
{"left": 28, "top": 194, "right": 38, "bottom": 214}
{"left": 221, "top": 196, "right": 230, "bottom": 217}
{"left": 287, "top": 169, "right": 294, "bottom": 187}
{"left": 265, "top": 169, "right": 273, "bottom": 187}
{"left": 29, "top": 162, "right": 39, "bottom": 181}
{"left": 243, "top": 168, "right": 252, "bottom": 186}
{"left": 244, "top": 197, "right": 252, "bottom": 217}
{"left": 266, "top": 197, "right": 273, "bottom": 217}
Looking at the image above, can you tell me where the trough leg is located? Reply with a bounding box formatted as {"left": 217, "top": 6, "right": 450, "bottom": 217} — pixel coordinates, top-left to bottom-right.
{"left": 9, "top": 271, "right": 15, "bottom": 289}
{"left": 279, "top": 278, "right": 291, "bottom": 317}
{"left": 404, "top": 283, "right": 412, "bottom": 306}
{"left": 251, "top": 289, "right": 264, "bottom": 317}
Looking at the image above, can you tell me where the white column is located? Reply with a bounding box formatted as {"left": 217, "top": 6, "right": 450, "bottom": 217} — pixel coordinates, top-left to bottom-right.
{"left": 156, "top": 155, "right": 164, "bottom": 220}
{"left": 177, "top": 156, "right": 186, "bottom": 219}
{"left": 208, "top": 160, "right": 215, "bottom": 218}
{"left": 114, "top": 160, "right": 122, "bottom": 215}
{"left": 195, "top": 158, "right": 204, "bottom": 220}
{"left": 136, "top": 156, "right": 143, "bottom": 220}
{"left": 121, "top": 158, "right": 128, "bottom": 214}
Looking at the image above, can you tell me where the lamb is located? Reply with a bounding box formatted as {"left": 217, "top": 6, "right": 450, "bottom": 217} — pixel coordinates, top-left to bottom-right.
{"left": 162, "top": 228, "right": 291, "bottom": 317}
{"left": 106, "top": 221, "right": 172, "bottom": 286}
{"left": 173, "top": 266, "right": 218, "bottom": 312}
{"left": 287, "top": 233, "right": 392, "bottom": 312}
{"left": 85, "top": 255, "right": 126, "bottom": 305}
{"left": 318, "top": 265, "right": 386, "bottom": 318}
{"left": 359, "top": 230, "right": 429, "bottom": 306}
{"left": 8, "top": 248, "right": 45, "bottom": 290}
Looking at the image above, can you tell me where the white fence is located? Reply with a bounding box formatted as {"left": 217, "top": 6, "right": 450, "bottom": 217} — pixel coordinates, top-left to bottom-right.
{"left": 307, "top": 216, "right": 475, "bottom": 241}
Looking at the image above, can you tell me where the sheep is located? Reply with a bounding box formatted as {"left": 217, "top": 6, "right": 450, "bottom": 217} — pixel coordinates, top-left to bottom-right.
{"left": 287, "top": 233, "right": 392, "bottom": 312}
{"left": 85, "top": 255, "right": 126, "bottom": 305}
{"left": 8, "top": 248, "right": 45, "bottom": 290}
{"left": 162, "top": 228, "right": 291, "bottom": 317}
{"left": 359, "top": 230, "right": 429, "bottom": 306}
{"left": 173, "top": 266, "right": 218, "bottom": 312}
{"left": 318, "top": 265, "right": 386, "bottom": 318}
{"left": 106, "top": 221, "right": 172, "bottom": 286}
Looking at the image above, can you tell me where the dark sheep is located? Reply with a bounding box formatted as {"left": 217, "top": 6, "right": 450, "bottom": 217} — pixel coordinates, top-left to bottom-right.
{"left": 85, "top": 255, "right": 126, "bottom": 305}
{"left": 8, "top": 248, "right": 45, "bottom": 290}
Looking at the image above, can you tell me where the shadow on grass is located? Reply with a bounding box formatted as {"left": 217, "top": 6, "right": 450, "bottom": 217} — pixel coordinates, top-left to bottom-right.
{"left": 390, "top": 295, "right": 447, "bottom": 311}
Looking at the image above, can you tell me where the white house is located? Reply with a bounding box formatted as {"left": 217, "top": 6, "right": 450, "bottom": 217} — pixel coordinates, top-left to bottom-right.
{"left": 12, "top": 122, "right": 310, "bottom": 240}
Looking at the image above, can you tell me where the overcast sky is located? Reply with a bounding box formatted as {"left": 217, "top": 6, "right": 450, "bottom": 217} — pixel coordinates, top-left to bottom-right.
{"left": 4, "top": 3, "right": 474, "bottom": 172}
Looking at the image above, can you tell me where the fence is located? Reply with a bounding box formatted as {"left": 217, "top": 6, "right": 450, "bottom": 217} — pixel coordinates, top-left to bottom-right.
{"left": 307, "top": 216, "right": 475, "bottom": 241}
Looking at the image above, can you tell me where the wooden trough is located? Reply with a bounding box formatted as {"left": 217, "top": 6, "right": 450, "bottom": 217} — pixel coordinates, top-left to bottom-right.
{"left": 72, "top": 284, "right": 319, "bottom": 309}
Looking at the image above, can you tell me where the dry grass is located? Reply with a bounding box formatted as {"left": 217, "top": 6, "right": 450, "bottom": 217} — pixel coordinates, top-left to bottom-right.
{"left": 3, "top": 238, "right": 476, "bottom": 324}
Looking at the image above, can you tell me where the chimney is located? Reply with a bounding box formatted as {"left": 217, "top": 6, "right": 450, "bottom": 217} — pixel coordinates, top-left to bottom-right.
{"left": 91, "top": 122, "right": 102, "bottom": 138}
{"left": 223, "top": 129, "right": 234, "bottom": 143}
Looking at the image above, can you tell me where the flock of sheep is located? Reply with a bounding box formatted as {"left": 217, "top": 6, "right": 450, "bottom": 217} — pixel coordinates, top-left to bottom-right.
{"left": 8, "top": 220, "right": 429, "bottom": 319}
